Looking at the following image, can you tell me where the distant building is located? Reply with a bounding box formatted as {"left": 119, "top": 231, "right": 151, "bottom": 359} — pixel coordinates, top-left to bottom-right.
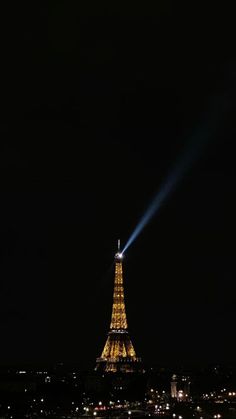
{"left": 171, "top": 374, "right": 177, "bottom": 398}
{"left": 171, "top": 374, "right": 191, "bottom": 401}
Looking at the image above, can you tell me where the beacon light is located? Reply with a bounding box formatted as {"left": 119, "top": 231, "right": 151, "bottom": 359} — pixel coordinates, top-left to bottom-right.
{"left": 116, "top": 252, "right": 123, "bottom": 259}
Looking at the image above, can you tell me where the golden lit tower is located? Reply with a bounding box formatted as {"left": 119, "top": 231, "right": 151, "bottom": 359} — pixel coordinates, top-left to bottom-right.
{"left": 96, "top": 240, "right": 142, "bottom": 373}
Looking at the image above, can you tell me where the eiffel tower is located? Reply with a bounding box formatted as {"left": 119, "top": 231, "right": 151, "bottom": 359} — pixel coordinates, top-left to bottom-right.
{"left": 96, "top": 240, "right": 142, "bottom": 373}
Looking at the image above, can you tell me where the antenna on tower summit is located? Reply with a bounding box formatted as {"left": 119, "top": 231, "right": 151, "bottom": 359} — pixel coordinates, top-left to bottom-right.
{"left": 115, "top": 239, "right": 123, "bottom": 260}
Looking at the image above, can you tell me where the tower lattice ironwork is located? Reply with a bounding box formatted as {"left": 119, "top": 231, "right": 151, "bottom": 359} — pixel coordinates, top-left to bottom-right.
{"left": 96, "top": 241, "right": 142, "bottom": 373}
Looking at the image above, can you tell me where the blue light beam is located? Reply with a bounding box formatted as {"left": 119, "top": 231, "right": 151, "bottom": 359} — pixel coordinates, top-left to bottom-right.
{"left": 121, "top": 127, "right": 215, "bottom": 255}
{"left": 121, "top": 76, "right": 233, "bottom": 255}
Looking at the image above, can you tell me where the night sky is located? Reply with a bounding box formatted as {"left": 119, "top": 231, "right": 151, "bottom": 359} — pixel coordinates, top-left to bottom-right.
{"left": 1, "top": 3, "right": 236, "bottom": 368}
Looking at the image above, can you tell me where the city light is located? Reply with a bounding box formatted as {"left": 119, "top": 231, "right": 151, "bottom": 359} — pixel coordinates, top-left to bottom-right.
{"left": 0, "top": 362, "right": 235, "bottom": 418}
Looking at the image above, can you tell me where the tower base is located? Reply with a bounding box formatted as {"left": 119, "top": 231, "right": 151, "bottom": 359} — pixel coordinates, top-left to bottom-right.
{"left": 95, "top": 356, "right": 143, "bottom": 373}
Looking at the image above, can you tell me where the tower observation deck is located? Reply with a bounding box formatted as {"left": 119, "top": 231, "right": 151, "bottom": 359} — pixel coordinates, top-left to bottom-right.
{"left": 95, "top": 241, "right": 142, "bottom": 373}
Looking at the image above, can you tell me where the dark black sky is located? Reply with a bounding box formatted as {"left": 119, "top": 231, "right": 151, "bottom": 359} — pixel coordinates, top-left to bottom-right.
{"left": 0, "top": 3, "right": 236, "bottom": 368}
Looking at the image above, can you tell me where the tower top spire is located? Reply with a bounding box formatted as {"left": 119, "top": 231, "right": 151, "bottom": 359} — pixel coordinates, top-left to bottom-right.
{"left": 115, "top": 239, "right": 123, "bottom": 261}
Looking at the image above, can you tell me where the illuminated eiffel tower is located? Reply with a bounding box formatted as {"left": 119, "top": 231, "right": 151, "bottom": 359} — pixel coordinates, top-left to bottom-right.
{"left": 96, "top": 240, "right": 142, "bottom": 373}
